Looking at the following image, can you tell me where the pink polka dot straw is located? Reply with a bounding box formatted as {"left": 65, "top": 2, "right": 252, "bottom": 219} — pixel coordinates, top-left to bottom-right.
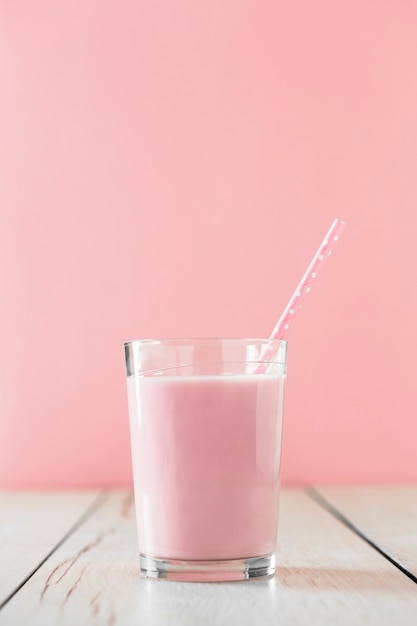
{"left": 256, "top": 218, "right": 346, "bottom": 371}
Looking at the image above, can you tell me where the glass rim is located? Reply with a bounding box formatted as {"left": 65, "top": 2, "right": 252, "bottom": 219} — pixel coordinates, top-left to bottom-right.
{"left": 124, "top": 337, "right": 288, "bottom": 349}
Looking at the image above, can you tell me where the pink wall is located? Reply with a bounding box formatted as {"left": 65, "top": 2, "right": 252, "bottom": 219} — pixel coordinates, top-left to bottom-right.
{"left": 1, "top": 1, "right": 417, "bottom": 487}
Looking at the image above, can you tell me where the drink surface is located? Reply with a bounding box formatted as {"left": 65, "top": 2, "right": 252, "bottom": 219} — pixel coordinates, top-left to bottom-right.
{"left": 127, "top": 374, "right": 284, "bottom": 560}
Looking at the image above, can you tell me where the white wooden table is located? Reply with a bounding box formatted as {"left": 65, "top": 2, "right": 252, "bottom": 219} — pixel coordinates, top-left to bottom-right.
{"left": 1, "top": 486, "right": 416, "bottom": 625}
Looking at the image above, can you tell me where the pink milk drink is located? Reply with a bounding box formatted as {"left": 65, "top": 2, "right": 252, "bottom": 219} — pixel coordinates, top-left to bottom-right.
{"left": 124, "top": 338, "right": 287, "bottom": 581}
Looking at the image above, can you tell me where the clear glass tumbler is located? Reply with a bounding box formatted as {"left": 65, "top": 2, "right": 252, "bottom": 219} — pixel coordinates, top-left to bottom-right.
{"left": 124, "top": 338, "right": 287, "bottom": 582}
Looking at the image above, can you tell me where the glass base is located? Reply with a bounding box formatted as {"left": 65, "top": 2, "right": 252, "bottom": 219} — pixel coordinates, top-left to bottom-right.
{"left": 139, "top": 552, "right": 276, "bottom": 582}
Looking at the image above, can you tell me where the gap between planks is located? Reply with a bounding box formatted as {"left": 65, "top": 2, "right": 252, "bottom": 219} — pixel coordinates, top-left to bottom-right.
{"left": 306, "top": 486, "right": 417, "bottom": 586}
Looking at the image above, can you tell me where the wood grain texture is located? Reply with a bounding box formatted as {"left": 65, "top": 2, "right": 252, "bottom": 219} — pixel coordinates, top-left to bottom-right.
{"left": 0, "top": 490, "right": 101, "bottom": 606}
{"left": 1, "top": 488, "right": 416, "bottom": 626}
{"left": 314, "top": 485, "right": 417, "bottom": 578}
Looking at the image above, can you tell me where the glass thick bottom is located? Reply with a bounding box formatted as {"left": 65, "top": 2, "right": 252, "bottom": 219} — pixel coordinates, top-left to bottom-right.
{"left": 139, "top": 552, "right": 276, "bottom": 582}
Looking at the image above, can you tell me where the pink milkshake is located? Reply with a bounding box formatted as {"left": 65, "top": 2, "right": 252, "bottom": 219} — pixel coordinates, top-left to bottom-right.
{"left": 128, "top": 374, "right": 284, "bottom": 557}
{"left": 125, "top": 338, "right": 287, "bottom": 580}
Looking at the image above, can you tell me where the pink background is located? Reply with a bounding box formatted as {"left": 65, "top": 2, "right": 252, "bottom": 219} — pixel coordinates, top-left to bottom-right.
{"left": 1, "top": 1, "right": 416, "bottom": 487}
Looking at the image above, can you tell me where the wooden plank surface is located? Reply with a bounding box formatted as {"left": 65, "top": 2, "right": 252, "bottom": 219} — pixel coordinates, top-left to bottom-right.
{"left": 313, "top": 485, "right": 417, "bottom": 579}
{"left": 0, "top": 490, "right": 101, "bottom": 607}
{"left": 1, "top": 488, "right": 416, "bottom": 626}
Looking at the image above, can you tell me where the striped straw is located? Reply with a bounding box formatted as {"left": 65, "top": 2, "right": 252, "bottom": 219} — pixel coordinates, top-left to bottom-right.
{"left": 256, "top": 218, "right": 346, "bottom": 372}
